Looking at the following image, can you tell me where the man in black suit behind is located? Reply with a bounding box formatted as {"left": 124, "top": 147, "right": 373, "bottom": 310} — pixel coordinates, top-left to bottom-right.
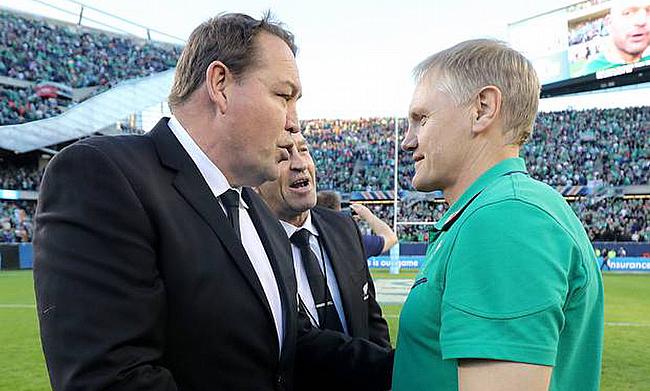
{"left": 34, "top": 13, "right": 392, "bottom": 391}
{"left": 257, "top": 132, "right": 393, "bottom": 389}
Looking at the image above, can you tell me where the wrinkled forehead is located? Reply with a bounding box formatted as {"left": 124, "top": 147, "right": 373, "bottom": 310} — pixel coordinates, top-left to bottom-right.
{"left": 410, "top": 72, "right": 448, "bottom": 110}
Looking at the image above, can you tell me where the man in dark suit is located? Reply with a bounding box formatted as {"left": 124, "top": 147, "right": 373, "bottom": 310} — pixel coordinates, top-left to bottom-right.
{"left": 257, "top": 133, "right": 392, "bottom": 389}
{"left": 34, "top": 13, "right": 392, "bottom": 391}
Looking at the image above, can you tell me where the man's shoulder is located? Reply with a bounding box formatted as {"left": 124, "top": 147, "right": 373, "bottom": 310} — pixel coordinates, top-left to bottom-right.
{"left": 312, "top": 206, "right": 350, "bottom": 224}
{"left": 312, "top": 206, "right": 360, "bottom": 240}
{"left": 459, "top": 174, "right": 588, "bottom": 250}
{"left": 582, "top": 53, "right": 616, "bottom": 74}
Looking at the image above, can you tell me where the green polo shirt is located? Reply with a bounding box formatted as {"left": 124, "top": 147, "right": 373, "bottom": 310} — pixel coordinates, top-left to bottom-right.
{"left": 582, "top": 52, "right": 650, "bottom": 75}
{"left": 393, "top": 158, "right": 603, "bottom": 391}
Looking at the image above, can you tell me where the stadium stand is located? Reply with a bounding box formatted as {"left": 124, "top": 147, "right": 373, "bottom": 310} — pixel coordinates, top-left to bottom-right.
{"left": 305, "top": 106, "right": 649, "bottom": 191}
{"left": 0, "top": 8, "right": 646, "bottom": 244}
{"left": 0, "top": 105, "right": 648, "bottom": 242}
{"left": 0, "top": 8, "right": 180, "bottom": 125}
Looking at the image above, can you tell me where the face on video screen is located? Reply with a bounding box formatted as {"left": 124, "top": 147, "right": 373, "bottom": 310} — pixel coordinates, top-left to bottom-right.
{"left": 607, "top": 0, "right": 650, "bottom": 59}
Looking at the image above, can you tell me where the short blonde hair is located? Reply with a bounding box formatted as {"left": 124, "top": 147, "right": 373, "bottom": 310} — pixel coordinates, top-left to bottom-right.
{"left": 414, "top": 39, "right": 540, "bottom": 145}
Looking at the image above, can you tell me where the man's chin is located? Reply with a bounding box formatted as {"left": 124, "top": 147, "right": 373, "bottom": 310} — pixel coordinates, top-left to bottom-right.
{"left": 412, "top": 177, "right": 438, "bottom": 193}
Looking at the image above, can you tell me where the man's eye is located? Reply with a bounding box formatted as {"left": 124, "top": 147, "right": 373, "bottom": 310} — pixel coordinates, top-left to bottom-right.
{"left": 277, "top": 93, "right": 292, "bottom": 101}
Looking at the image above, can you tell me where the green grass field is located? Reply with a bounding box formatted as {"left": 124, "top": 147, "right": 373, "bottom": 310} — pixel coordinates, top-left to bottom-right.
{"left": 1, "top": 270, "right": 649, "bottom": 390}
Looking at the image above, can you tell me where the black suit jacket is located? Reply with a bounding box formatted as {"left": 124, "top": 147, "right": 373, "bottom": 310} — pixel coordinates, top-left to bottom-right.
{"left": 34, "top": 118, "right": 392, "bottom": 391}
{"left": 310, "top": 206, "right": 390, "bottom": 349}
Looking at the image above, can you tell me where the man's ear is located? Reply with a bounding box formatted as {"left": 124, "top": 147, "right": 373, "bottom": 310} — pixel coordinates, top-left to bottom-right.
{"left": 205, "top": 60, "right": 230, "bottom": 114}
{"left": 471, "top": 85, "right": 502, "bottom": 135}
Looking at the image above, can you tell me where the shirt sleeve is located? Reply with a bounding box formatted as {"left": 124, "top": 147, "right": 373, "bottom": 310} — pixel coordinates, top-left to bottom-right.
{"left": 362, "top": 234, "right": 385, "bottom": 258}
{"left": 440, "top": 199, "right": 575, "bottom": 366}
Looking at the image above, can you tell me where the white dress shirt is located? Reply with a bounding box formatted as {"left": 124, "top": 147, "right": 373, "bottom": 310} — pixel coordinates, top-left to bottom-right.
{"left": 167, "top": 115, "right": 284, "bottom": 349}
{"left": 281, "top": 212, "right": 349, "bottom": 335}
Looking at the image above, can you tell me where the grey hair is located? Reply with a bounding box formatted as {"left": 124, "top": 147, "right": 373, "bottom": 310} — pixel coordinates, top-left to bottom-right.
{"left": 413, "top": 39, "right": 540, "bottom": 145}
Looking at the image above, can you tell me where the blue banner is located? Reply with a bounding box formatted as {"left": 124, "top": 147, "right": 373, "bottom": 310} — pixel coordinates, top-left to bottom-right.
{"left": 599, "top": 257, "right": 650, "bottom": 272}
{"left": 368, "top": 255, "right": 424, "bottom": 269}
{"left": 369, "top": 255, "right": 650, "bottom": 272}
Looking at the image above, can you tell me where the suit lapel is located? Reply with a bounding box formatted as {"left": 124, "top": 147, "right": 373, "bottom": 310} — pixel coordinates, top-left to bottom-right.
{"left": 149, "top": 119, "right": 275, "bottom": 325}
{"left": 311, "top": 210, "right": 359, "bottom": 333}
{"left": 243, "top": 189, "right": 297, "bottom": 363}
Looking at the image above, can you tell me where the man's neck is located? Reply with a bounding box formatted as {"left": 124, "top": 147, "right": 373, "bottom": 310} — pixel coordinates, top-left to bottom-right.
{"left": 606, "top": 42, "right": 641, "bottom": 64}
{"left": 174, "top": 106, "right": 242, "bottom": 187}
{"left": 444, "top": 146, "right": 519, "bottom": 206}
{"left": 282, "top": 210, "right": 310, "bottom": 227}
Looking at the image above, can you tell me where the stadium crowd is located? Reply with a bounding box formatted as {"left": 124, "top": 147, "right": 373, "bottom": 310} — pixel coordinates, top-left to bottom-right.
{"left": 0, "top": 10, "right": 180, "bottom": 87}
{"left": 353, "top": 197, "right": 648, "bottom": 243}
{"left": 1, "top": 105, "right": 649, "bottom": 242}
{"left": 0, "top": 85, "right": 67, "bottom": 125}
{"left": 0, "top": 9, "right": 647, "bottom": 245}
{"left": 0, "top": 163, "right": 41, "bottom": 191}
{"left": 0, "top": 200, "right": 34, "bottom": 243}
{"left": 568, "top": 17, "right": 606, "bottom": 46}
{"left": 0, "top": 9, "right": 180, "bottom": 125}
{"left": 524, "top": 107, "right": 649, "bottom": 187}
{"left": 303, "top": 106, "right": 649, "bottom": 191}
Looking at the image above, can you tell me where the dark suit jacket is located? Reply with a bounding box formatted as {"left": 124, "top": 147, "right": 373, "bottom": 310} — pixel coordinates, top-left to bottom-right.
{"left": 33, "top": 118, "right": 392, "bottom": 391}
{"left": 310, "top": 206, "right": 390, "bottom": 349}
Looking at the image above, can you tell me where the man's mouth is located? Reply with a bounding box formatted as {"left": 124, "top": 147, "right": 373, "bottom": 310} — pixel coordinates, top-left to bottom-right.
{"left": 629, "top": 32, "right": 648, "bottom": 42}
{"left": 289, "top": 178, "right": 311, "bottom": 192}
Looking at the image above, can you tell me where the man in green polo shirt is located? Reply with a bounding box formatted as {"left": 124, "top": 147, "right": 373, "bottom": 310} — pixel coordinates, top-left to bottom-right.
{"left": 393, "top": 39, "right": 604, "bottom": 391}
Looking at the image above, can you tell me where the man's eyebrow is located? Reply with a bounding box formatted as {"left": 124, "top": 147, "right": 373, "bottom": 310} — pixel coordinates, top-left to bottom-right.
{"left": 409, "top": 106, "right": 427, "bottom": 118}
{"left": 275, "top": 80, "right": 302, "bottom": 98}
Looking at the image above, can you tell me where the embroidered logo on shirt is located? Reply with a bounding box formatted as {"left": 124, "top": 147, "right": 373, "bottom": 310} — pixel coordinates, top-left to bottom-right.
{"left": 362, "top": 282, "right": 369, "bottom": 300}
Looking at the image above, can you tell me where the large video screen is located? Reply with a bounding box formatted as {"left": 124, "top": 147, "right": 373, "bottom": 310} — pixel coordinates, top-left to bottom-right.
{"left": 508, "top": 0, "right": 650, "bottom": 85}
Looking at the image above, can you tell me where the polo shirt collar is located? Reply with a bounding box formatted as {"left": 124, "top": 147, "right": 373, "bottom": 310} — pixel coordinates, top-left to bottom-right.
{"left": 432, "top": 157, "right": 528, "bottom": 232}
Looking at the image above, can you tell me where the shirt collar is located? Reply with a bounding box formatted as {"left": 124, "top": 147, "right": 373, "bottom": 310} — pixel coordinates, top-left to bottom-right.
{"left": 432, "top": 157, "right": 527, "bottom": 232}
{"left": 167, "top": 115, "right": 248, "bottom": 209}
{"left": 280, "top": 211, "right": 319, "bottom": 239}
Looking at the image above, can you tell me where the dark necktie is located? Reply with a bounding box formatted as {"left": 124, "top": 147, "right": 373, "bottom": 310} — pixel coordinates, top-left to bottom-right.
{"left": 290, "top": 228, "right": 344, "bottom": 332}
{"left": 220, "top": 189, "right": 241, "bottom": 241}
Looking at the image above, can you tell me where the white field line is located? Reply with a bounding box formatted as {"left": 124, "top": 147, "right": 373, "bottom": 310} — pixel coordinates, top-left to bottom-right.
{"left": 0, "top": 304, "right": 35, "bottom": 308}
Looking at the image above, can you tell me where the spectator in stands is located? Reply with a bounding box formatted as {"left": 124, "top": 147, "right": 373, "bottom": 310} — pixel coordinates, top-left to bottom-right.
{"left": 582, "top": 0, "right": 650, "bottom": 74}
{"left": 393, "top": 39, "right": 603, "bottom": 391}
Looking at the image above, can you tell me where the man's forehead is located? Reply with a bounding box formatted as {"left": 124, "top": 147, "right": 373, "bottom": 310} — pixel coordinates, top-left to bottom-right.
{"left": 409, "top": 79, "right": 437, "bottom": 112}
{"left": 611, "top": 0, "right": 650, "bottom": 13}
